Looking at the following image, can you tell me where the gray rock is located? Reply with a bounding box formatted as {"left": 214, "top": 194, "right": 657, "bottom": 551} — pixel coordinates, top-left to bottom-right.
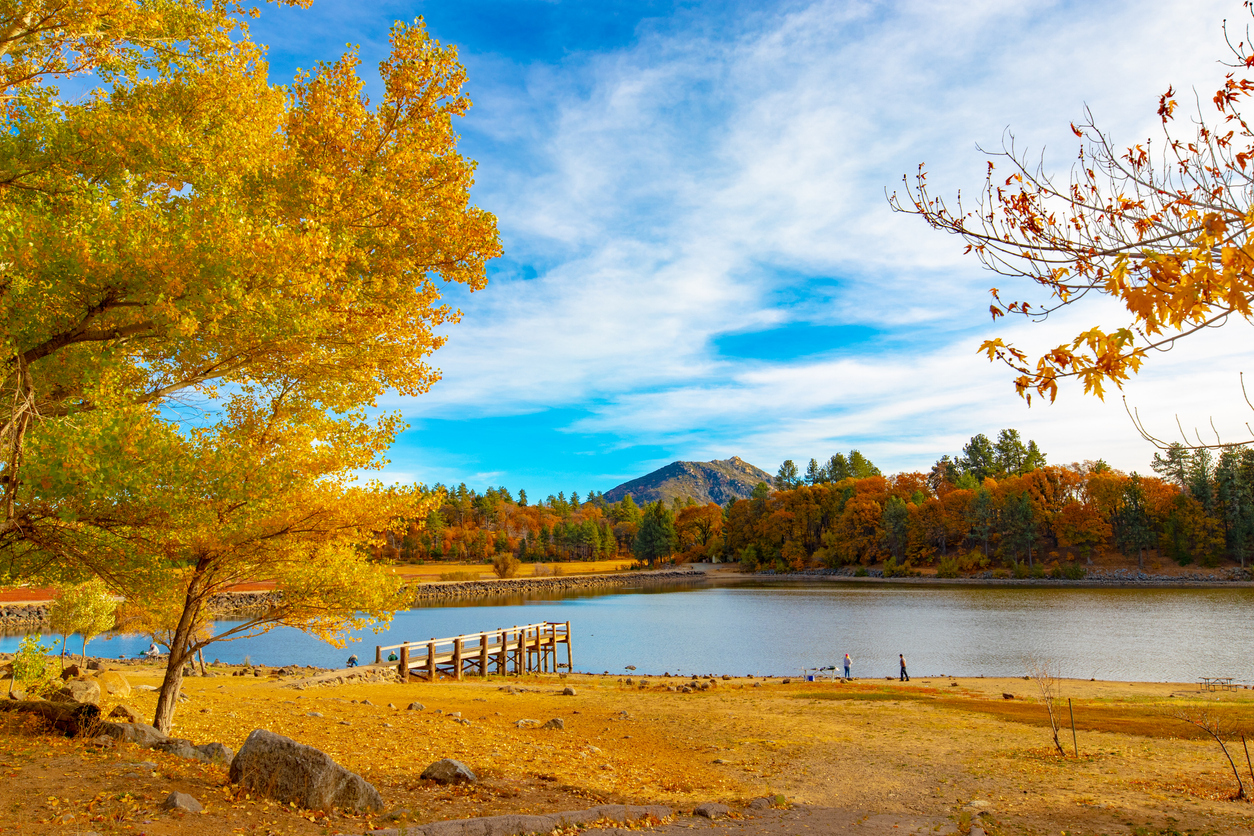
{"left": 97, "top": 721, "right": 169, "bottom": 748}
{"left": 153, "top": 738, "right": 198, "bottom": 759}
{"left": 107, "top": 704, "right": 144, "bottom": 723}
{"left": 162, "top": 791, "right": 203, "bottom": 813}
{"left": 192, "top": 742, "right": 234, "bottom": 764}
{"left": 515, "top": 719, "right": 541, "bottom": 729}
{"left": 407, "top": 702, "right": 424, "bottom": 711}
{"left": 562, "top": 686, "right": 577, "bottom": 696}
{"left": 542, "top": 718, "right": 565, "bottom": 731}
{"left": 421, "top": 758, "right": 477, "bottom": 784}
{"left": 52, "top": 678, "right": 101, "bottom": 705}
{"left": 306, "top": 711, "right": 323, "bottom": 717}
{"left": 747, "top": 797, "right": 771, "bottom": 810}
{"left": 229, "top": 729, "right": 384, "bottom": 812}
{"left": 694, "top": 802, "right": 730, "bottom": 819}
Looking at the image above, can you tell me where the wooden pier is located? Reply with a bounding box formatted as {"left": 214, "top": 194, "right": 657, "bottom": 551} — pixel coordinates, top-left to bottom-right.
{"left": 375, "top": 621, "right": 572, "bottom": 681}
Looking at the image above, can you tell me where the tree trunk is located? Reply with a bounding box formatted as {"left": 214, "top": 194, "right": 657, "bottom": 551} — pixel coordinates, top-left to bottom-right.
{"left": 152, "top": 571, "right": 206, "bottom": 735}
{"left": 80, "top": 634, "right": 89, "bottom": 667}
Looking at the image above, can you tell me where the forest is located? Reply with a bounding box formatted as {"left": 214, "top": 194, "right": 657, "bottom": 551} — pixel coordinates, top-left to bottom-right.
{"left": 382, "top": 429, "right": 1254, "bottom": 577}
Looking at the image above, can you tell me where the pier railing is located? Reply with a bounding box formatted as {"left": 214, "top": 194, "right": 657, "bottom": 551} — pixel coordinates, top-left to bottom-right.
{"left": 375, "top": 621, "right": 571, "bottom": 681}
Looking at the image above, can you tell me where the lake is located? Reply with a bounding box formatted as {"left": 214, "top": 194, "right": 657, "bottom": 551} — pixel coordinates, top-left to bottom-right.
{"left": 5, "top": 581, "right": 1252, "bottom": 682}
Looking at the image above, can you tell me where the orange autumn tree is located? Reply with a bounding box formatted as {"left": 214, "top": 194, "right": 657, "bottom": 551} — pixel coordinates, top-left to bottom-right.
{"left": 892, "top": 6, "right": 1254, "bottom": 408}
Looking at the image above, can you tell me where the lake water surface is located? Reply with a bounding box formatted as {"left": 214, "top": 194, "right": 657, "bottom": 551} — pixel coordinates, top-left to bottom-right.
{"left": 5, "top": 581, "right": 1251, "bottom": 682}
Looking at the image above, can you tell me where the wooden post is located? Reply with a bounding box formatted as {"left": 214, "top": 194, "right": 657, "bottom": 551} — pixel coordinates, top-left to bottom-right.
{"left": 495, "top": 628, "right": 507, "bottom": 674}
{"left": 479, "top": 633, "right": 488, "bottom": 678}
{"left": 427, "top": 639, "right": 436, "bottom": 682}
{"left": 1068, "top": 698, "right": 1078, "bottom": 757}
{"left": 512, "top": 627, "right": 521, "bottom": 674}
{"left": 398, "top": 643, "right": 409, "bottom": 681}
{"left": 565, "top": 620, "right": 573, "bottom": 672}
{"left": 453, "top": 637, "right": 463, "bottom": 681}
{"left": 375, "top": 645, "right": 383, "bottom": 665}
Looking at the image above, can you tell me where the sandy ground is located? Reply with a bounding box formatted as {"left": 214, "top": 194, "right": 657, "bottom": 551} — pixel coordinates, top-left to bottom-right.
{"left": 2, "top": 664, "right": 1253, "bottom": 835}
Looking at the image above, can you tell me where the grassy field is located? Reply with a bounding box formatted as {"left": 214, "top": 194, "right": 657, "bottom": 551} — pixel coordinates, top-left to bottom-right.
{"left": 2, "top": 665, "right": 1254, "bottom": 835}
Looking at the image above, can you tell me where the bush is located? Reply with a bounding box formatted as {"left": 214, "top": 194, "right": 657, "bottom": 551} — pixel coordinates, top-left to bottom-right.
{"left": 935, "top": 555, "right": 961, "bottom": 579}
{"left": 492, "top": 552, "right": 520, "bottom": 579}
{"left": 439, "top": 570, "right": 479, "bottom": 581}
{"left": 883, "top": 557, "right": 917, "bottom": 578}
{"left": 854, "top": 565, "right": 869, "bottom": 577}
{"left": 990, "top": 569, "right": 1011, "bottom": 579}
{"left": 11, "top": 635, "right": 55, "bottom": 697}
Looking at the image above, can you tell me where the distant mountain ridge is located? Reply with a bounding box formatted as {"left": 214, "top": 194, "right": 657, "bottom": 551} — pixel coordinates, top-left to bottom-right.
{"left": 603, "top": 457, "right": 774, "bottom": 506}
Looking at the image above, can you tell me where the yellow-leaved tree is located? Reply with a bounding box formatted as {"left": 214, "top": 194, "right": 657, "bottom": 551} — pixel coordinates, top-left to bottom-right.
{"left": 891, "top": 7, "right": 1254, "bottom": 410}
{"left": 0, "top": 1, "right": 498, "bottom": 732}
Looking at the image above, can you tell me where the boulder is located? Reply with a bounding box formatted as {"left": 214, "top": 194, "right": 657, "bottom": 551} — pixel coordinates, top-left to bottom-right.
{"left": 97, "top": 721, "right": 169, "bottom": 748}
{"left": 52, "top": 678, "right": 101, "bottom": 705}
{"left": 97, "top": 671, "right": 131, "bottom": 698}
{"left": 161, "top": 791, "right": 203, "bottom": 813}
{"left": 514, "top": 719, "right": 542, "bottom": 729}
{"left": 747, "top": 797, "right": 772, "bottom": 811}
{"left": 60, "top": 664, "right": 82, "bottom": 681}
{"left": 542, "top": 718, "right": 565, "bottom": 731}
{"left": 694, "top": 802, "right": 731, "bottom": 819}
{"left": 229, "top": 729, "right": 383, "bottom": 812}
{"left": 107, "top": 704, "right": 144, "bottom": 723}
{"left": 406, "top": 702, "right": 425, "bottom": 711}
{"left": 561, "top": 686, "right": 577, "bottom": 696}
{"left": 421, "top": 758, "right": 477, "bottom": 785}
{"left": 154, "top": 738, "right": 233, "bottom": 764}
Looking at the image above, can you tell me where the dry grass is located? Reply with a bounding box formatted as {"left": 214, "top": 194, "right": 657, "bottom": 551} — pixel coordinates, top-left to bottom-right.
{"left": 3, "top": 668, "right": 1254, "bottom": 834}
{"left": 390, "top": 560, "right": 635, "bottom": 582}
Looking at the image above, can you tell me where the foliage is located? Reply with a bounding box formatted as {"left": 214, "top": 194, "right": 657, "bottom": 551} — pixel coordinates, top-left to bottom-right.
{"left": 10, "top": 635, "right": 55, "bottom": 696}
{"left": 893, "top": 6, "right": 1254, "bottom": 405}
{"left": 492, "top": 552, "right": 520, "bottom": 579}
{"left": 633, "top": 502, "right": 677, "bottom": 564}
{"left": 47, "top": 578, "right": 117, "bottom": 667}
{"left": 0, "top": 1, "right": 499, "bottom": 565}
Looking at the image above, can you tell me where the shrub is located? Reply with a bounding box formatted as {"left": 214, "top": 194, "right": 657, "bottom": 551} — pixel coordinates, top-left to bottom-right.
{"left": 440, "top": 570, "right": 479, "bottom": 581}
{"left": 854, "top": 565, "right": 869, "bottom": 577}
{"left": 935, "top": 555, "right": 961, "bottom": 579}
{"left": 492, "top": 552, "right": 520, "bottom": 579}
{"left": 11, "top": 635, "right": 55, "bottom": 696}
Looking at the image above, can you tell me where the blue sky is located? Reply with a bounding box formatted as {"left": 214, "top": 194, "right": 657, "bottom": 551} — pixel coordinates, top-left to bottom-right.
{"left": 250, "top": 0, "right": 1254, "bottom": 498}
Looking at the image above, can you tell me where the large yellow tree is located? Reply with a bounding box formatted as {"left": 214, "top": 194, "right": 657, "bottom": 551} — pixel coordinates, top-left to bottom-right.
{"left": 0, "top": 1, "right": 499, "bottom": 731}
{"left": 0, "top": 1, "right": 499, "bottom": 546}
{"left": 892, "top": 7, "right": 1254, "bottom": 407}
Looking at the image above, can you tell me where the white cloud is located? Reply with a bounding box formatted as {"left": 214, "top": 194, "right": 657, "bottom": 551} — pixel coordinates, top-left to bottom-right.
{"left": 390, "top": 0, "right": 1249, "bottom": 477}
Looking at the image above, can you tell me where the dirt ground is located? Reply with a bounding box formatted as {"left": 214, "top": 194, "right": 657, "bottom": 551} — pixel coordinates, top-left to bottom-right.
{"left": 1, "top": 664, "right": 1253, "bottom": 836}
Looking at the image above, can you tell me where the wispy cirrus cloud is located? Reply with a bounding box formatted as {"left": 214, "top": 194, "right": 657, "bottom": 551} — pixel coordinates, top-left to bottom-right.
{"left": 262, "top": 0, "right": 1249, "bottom": 494}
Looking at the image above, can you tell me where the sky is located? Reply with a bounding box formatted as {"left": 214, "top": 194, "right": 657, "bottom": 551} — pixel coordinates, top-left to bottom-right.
{"left": 248, "top": 0, "right": 1254, "bottom": 499}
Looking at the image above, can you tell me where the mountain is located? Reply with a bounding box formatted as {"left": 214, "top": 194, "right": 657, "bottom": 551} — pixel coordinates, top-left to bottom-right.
{"left": 603, "top": 457, "right": 774, "bottom": 506}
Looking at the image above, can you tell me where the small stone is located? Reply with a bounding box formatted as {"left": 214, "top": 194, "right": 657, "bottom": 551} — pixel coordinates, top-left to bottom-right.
{"left": 562, "top": 686, "right": 577, "bottom": 696}
{"left": 1002, "top": 693, "right": 1014, "bottom": 700}
{"left": 338, "top": 720, "right": 351, "bottom": 726}
{"left": 713, "top": 758, "right": 727, "bottom": 764}
{"left": 421, "top": 758, "right": 476, "bottom": 784}
{"left": 781, "top": 678, "right": 791, "bottom": 684}
{"left": 406, "top": 702, "right": 424, "bottom": 711}
{"left": 753, "top": 682, "right": 762, "bottom": 688}
{"left": 515, "top": 719, "right": 542, "bottom": 729}
{"left": 694, "top": 802, "right": 731, "bottom": 819}
{"left": 449, "top": 711, "right": 461, "bottom": 718}
{"left": 161, "top": 791, "right": 203, "bottom": 813}
{"left": 388, "top": 703, "right": 396, "bottom": 709}
{"left": 382, "top": 722, "right": 393, "bottom": 728}
{"left": 306, "top": 712, "right": 323, "bottom": 717}
{"left": 361, "top": 699, "right": 373, "bottom": 706}
{"left": 542, "top": 718, "right": 565, "bottom": 730}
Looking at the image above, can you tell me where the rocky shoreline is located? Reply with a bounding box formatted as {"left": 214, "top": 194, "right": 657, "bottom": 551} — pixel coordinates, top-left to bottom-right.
{"left": 756, "top": 565, "right": 1254, "bottom": 586}
{"left": 1, "top": 570, "right": 706, "bottom": 631}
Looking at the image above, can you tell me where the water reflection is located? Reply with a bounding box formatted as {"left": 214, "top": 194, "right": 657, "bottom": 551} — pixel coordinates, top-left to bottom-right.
{"left": 3, "top": 581, "right": 1251, "bottom": 682}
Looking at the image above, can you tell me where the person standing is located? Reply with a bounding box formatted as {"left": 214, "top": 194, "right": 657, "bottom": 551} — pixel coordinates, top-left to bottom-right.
{"left": 843, "top": 653, "right": 852, "bottom": 679}
{"left": 899, "top": 653, "right": 909, "bottom": 682}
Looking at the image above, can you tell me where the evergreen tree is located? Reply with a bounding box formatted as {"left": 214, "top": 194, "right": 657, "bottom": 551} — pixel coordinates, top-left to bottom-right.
{"left": 848, "top": 450, "right": 881, "bottom": 478}
{"left": 518, "top": 489, "right": 528, "bottom": 506}
{"left": 776, "top": 459, "right": 801, "bottom": 490}
{"left": 825, "top": 453, "right": 851, "bottom": 482}
{"left": 633, "top": 501, "right": 677, "bottom": 564}
{"left": 960, "top": 434, "right": 999, "bottom": 481}
{"left": 881, "top": 496, "right": 910, "bottom": 560}
{"left": 805, "top": 458, "right": 822, "bottom": 486}
{"left": 1112, "top": 474, "right": 1155, "bottom": 571}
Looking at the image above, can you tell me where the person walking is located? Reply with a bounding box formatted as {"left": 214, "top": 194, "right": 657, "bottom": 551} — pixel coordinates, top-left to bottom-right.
{"left": 843, "top": 653, "right": 852, "bottom": 679}
{"left": 899, "top": 653, "right": 909, "bottom": 682}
